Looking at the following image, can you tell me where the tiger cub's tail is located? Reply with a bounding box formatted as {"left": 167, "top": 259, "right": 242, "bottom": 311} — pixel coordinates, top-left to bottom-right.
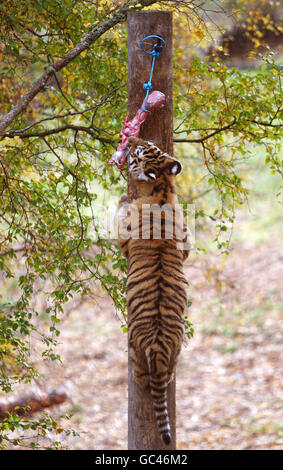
{"left": 146, "top": 346, "right": 171, "bottom": 445}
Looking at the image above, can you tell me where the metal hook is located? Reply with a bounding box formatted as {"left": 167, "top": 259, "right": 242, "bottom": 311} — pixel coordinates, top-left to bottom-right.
{"left": 140, "top": 35, "right": 166, "bottom": 57}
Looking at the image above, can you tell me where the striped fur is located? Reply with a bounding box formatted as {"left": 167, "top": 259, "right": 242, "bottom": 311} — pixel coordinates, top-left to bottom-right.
{"left": 118, "top": 137, "right": 189, "bottom": 445}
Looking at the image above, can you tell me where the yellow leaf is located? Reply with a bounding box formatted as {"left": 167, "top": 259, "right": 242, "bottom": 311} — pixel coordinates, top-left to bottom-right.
{"left": 195, "top": 29, "right": 204, "bottom": 40}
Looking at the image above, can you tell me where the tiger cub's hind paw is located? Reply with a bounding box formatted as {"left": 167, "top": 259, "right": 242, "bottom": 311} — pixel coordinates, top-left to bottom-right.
{"left": 135, "top": 372, "right": 150, "bottom": 390}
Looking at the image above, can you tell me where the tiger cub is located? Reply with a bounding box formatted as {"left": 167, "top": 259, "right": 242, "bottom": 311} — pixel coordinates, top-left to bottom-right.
{"left": 117, "top": 136, "right": 189, "bottom": 445}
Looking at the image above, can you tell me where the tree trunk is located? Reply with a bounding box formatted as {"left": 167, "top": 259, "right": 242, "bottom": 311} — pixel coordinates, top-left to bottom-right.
{"left": 127, "top": 10, "right": 175, "bottom": 450}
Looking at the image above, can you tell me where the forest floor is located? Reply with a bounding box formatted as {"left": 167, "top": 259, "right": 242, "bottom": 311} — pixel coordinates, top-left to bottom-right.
{"left": 17, "top": 236, "right": 282, "bottom": 450}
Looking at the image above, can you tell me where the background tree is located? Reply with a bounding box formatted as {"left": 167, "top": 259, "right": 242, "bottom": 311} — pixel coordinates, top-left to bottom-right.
{"left": 0, "top": 0, "right": 282, "bottom": 449}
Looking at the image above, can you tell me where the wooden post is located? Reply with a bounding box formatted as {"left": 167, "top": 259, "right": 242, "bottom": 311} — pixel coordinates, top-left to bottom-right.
{"left": 127, "top": 11, "right": 175, "bottom": 450}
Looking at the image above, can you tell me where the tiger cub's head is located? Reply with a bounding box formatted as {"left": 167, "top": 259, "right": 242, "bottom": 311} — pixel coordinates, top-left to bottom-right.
{"left": 127, "top": 136, "right": 182, "bottom": 182}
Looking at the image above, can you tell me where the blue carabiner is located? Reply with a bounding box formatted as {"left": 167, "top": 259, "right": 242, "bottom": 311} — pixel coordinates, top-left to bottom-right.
{"left": 140, "top": 35, "right": 166, "bottom": 112}
{"left": 141, "top": 35, "right": 166, "bottom": 56}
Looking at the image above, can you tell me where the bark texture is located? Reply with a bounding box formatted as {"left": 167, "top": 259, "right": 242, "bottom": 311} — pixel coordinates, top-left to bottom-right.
{"left": 127, "top": 10, "right": 175, "bottom": 450}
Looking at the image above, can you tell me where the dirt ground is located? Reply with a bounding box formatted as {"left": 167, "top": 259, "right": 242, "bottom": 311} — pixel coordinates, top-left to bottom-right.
{"left": 19, "top": 237, "right": 280, "bottom": 451}
{"left": 3, "top": 239, "right": 283, "bottom": 450}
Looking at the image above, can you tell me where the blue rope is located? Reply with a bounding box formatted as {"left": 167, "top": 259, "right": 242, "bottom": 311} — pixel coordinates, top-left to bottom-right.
{"left": 140, "top": 35, "right": 166, "bottom": 112}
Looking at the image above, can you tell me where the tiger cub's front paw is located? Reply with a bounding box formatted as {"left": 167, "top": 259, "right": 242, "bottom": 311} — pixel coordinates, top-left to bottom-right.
{"left": 119, "top": 193, "right": 128, "bottom": 205}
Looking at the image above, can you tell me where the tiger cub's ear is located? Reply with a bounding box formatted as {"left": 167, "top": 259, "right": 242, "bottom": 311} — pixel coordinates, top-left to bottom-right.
{"left": 168, "top": 160, "right": 183, "bottom": 176}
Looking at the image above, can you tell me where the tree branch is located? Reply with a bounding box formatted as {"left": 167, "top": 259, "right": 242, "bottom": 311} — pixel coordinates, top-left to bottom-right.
{"left": 0, "top": 0, "right": 157, "bottom": 135}
{"left": 173, "top": 113, "right": 282, "bottom": 144}
{"left": 174, "top": 118, "right": 237, "bottom": 143}
{"left": 4, "top": 84, "right": 126, "bottom": 136}
{"left": 250, "top": 119, "right": 282, "bottom": 128}
{"left": 3, "top": 124, "right": 117, "bottom": 145}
